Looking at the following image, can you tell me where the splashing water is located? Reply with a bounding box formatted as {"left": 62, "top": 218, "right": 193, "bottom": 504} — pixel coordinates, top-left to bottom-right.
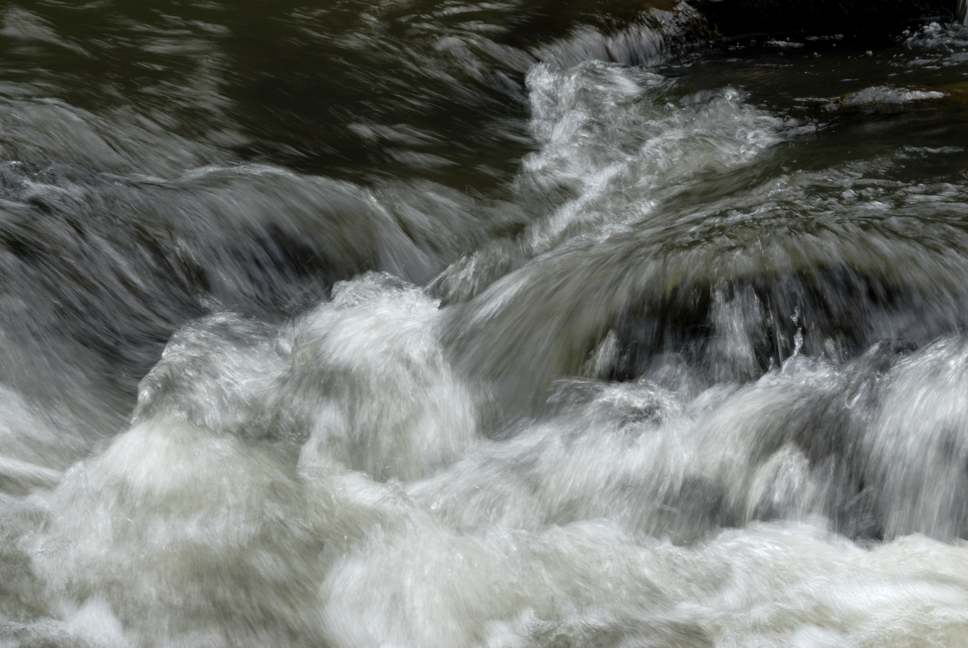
{"left": 0, "top": 2, "right": 968, "bottom": 647}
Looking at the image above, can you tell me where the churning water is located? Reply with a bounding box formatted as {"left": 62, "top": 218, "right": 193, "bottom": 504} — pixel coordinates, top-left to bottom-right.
{"left": 1, "top": 1, "right": 968, "bottom": 646}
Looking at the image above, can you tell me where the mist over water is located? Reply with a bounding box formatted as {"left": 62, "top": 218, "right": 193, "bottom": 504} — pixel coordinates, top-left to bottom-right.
{"left": 1, "top": 1, "right": 968, "bottom": 646}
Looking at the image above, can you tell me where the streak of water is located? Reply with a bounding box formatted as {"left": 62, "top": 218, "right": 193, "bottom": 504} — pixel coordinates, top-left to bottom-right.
{"left": 0, "top": 2, "right": 966, "bottom": 647}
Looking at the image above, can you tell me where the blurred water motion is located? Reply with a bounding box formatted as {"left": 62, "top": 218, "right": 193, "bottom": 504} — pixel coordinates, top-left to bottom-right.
{"left": 1, "top": 2, "right": 968, "bottom": 647}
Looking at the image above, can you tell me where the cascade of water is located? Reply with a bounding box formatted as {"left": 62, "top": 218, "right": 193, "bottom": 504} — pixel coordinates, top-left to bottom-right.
{"left": 0, "top": 2, "right": 967, "bottom": 646}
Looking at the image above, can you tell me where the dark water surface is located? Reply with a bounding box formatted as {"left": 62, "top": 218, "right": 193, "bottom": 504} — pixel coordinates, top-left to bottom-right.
{"left": 1, "top": 1, "right": 968, "bottom": 646}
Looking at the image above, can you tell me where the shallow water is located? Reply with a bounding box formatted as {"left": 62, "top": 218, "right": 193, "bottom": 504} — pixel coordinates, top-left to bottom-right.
{"left": 1, "top": 2, "right": 968, "bottom": 647}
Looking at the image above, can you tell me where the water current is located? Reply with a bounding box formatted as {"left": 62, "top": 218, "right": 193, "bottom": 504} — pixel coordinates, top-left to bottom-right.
{"left": 1, "top": 1, "right": 968, "bottom": 646}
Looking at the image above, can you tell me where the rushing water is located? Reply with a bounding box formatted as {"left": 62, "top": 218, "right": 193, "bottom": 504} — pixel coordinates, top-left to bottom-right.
{"left": 1, "top": 1, "right": 968, "bottom": 646}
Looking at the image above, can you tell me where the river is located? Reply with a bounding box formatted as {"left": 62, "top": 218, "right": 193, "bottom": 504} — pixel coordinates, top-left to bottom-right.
{"left": 1, "top": 1, "right": 968, "bottom": 646}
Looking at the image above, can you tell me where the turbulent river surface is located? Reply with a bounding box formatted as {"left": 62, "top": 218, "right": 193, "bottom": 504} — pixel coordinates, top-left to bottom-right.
{"left": 1, "top": 1, "right": 968, "bottom": 646}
